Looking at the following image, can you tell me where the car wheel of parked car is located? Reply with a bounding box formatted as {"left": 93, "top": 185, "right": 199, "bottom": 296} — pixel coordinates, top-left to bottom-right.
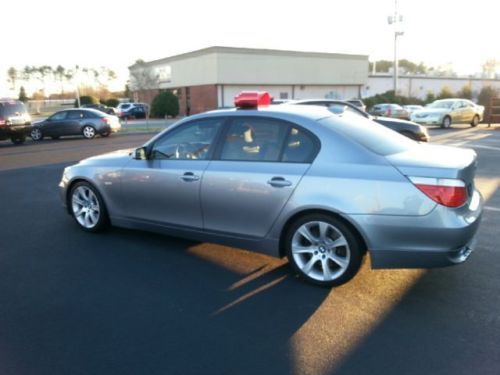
{"left": 82, "top": 126, "right": 96, "bottom": 139}
{"left": 441, "top": 116, "right": 452, "bottom": 129}
{"left": 285, "top": 214, "right": 364, "bottom": 287}
{"left": 10, "top": 135, "right": 26, "bottom": 145}
{"left": 471, "top": 115, "right": 480, "bottom": 127}
{"left": 31, "top": 128, "right": 43, "bottom": 141}
{"left": 69, "top": 182, "right": 109, "bottom": 232}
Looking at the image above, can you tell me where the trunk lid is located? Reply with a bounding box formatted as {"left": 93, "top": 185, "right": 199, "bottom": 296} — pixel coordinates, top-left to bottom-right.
{"left": 386, "top": 144, "right": 477, "bottom": 185}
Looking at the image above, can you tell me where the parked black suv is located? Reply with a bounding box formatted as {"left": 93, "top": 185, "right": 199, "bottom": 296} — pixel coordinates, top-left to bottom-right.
{"left": 0, "top": 99, "right": 32, "bottom": 144}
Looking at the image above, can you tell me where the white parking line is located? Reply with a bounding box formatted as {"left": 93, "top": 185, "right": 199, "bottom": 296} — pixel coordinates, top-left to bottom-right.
{"left": 484, "top": 206, "right": 500, "bottom": 212}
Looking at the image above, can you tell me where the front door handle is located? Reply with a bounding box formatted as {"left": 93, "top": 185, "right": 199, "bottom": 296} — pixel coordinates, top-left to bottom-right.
{"left": 267, "top": 177, "right": 292, "bottom": 188}
{"left": 181, "top": 172, "right": 200, "bottom": 182}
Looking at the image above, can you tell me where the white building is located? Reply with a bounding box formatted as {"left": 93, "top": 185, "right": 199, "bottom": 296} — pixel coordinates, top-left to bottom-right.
{"left": 365, "top": 74, "right": 500, "bottom": 100}
{"left": 129, "top": 46, "right": 368, "bottom": 115}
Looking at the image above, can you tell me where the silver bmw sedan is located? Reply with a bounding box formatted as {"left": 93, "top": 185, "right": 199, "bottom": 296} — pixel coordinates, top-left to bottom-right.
{"left": 59, "top": 95, "right": 483, "bottom": 287}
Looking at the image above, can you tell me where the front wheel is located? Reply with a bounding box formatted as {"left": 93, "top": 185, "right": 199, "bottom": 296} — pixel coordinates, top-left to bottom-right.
{"left": 31, "top": 128, "right": 43, "bottom": 141}
{"left": 441, "top": 116, "right": 452, "bottom": 129}
{"left": 285, "top": 214, "right": 364, "bottom": 287}
{"left": 69, "top": 182, "right": 109, "bottom": 232}
{"left": 82, "top": 125, "right": 96, "bottom": 139}
{"left": 471, "top": 115, "right": 479, "bottom": 127}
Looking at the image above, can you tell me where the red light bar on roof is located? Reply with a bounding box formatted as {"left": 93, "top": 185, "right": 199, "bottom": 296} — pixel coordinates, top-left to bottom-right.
{"left": 234, "top": 91, "right": 271, "bottom": 108}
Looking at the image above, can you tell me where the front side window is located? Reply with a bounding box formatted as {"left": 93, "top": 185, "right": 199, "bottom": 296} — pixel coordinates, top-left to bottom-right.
{"left": 151, "top": 118, "right": 223, "bottom": 160}
{"left": 67, "top": 111, "right": 84, "bottom": 120}
{"left": 50, "top": 111, "right": 67, "bottom": 121}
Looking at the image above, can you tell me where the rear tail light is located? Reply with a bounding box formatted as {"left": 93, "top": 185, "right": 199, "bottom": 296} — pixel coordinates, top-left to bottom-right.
{"left": 387, "top": 108, "right": 392, "bottom": 116}
{"left": 409, "top": 177, "right": 468, "bottom": 208}
{"left": 0, "top": 118, "right": 5, "bottom": 127}
{"left": 101, "top": 117, "right": 109, "bottom": 124}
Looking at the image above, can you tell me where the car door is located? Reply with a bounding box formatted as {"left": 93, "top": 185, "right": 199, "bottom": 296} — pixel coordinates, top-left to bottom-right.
{"left": 43, "top": 111, "right": 68, "bottom": 136}
{"left": 64, "top": 110, "right": 85, "bottom": 135}
{"left": 462, "top": 101, "right": 475, "bottom": 123}
{"left": 120, "top": 117, "right": 224, "bottom": 228}
{"left": 201, "top": 117, "right": 318, "bottom": 238}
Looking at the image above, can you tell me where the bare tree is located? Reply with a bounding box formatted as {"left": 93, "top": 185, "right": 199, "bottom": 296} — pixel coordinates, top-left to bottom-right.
{"left": 7, "top": 67, "right": 18, "bottom": 91}
{"left": 129, "top": 59, "right": 159, "bottom": 91}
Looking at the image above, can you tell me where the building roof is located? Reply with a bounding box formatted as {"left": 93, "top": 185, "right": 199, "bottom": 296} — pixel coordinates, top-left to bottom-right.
{"left": 129, "top": 46, "right": 368, "bottom": 69}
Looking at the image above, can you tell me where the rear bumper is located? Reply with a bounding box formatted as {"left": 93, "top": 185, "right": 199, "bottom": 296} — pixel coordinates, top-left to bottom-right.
{"left": 0, "top": 124, "right": 31, "bottom": 139}
{"left": 350, "top": 189, "right": 483, "bottom": 269}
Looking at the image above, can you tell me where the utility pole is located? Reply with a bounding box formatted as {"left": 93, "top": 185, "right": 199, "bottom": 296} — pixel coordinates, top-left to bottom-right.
{"left": 388, "top": 0, "right": 404, "bottom": 95}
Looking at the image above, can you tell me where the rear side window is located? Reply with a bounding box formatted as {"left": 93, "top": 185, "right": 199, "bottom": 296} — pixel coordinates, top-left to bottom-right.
{"left": 319, "top": 115, "right": 416, "bottom": 156}
{"left": 282, "top": 127, "right": 317, "bottom": 162}
{"left": 220, "top": 117, "right": 319, "bottom": 163}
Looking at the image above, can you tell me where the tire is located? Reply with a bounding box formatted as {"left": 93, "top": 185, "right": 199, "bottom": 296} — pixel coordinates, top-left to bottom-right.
{"left": 11, "top": 134, "right": 26, "bottom": 145}
{"left": 69, "top": 181, "right": 109, "bottom": 232}
{"left": 441, "top": 116, "right": 452, "bottom": 129}
{"left": 100, "top": 132, "right": 110, "bottom": 137}
{"left": 82, "top": 125, "right": 96, "bottom": 139}
{"left": 471, "top": 115, "right": 479, "bottom": 127}
{"left": 285, "top": 214, "right": 364, "bottom": 287}
{"left": 31, "top": 127, "right": 43, "bottom": 141}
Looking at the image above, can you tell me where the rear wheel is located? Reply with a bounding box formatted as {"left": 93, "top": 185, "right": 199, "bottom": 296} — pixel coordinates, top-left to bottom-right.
{"left": 31, "top": 128, "right": 43, "bottom": 141}
{"left": 82, "top": 125, "right": 96, "bottom": 139}
{"left": 69, "top": 182, "right": 109, "bottom": 232}
{"left": 471, "top": 115, "right": 479, "bottom": 127}
{"left": 441, "top": 116, "right": 452, "bottom": 129}
{"left": 285, "top": 214, "right": 364, "bottom": 287}
{"left": 11, "top": 134, "right": 26, "bottom": 144}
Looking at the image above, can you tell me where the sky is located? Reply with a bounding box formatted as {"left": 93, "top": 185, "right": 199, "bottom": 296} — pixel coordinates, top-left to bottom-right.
{"left": 1, "top": 0, "right": 499, "bottom": 95}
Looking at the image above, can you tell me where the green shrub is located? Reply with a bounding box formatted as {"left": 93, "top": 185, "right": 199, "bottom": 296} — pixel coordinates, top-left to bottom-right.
{"left": 437, "top": 86, "right": 454, "bottom": 100}
{"left": 105, "top": 98, "right": 120, "bottom": 108}
{"left": 456, "top": 85, "right": 473, "bottom": 99}
{"left": 363, "top": 90, "right": 423, "bottom": 111}
{"left": 477, "top": 86, "right": 498, "bottom": 107}
{"left": 18, "top": 86, "right": 28, "bottom": 102}
{"left": 151, "top": 91, "right": 179, "bottom": 118}
{"left": 75, "top": 95, "right": 99, "bottom": 107}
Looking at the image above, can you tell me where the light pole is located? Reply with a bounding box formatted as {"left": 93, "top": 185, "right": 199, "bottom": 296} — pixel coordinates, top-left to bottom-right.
{"left": 388, "top": 0, "right": 404, "bottom": 95}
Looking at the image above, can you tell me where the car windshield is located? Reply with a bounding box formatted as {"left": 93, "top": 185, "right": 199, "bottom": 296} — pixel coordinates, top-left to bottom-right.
{"left": 428, "top": 101, "right": 454, "bottom": 109}
{"left": 319, "top": 115, "right": 417, "bottom": 156}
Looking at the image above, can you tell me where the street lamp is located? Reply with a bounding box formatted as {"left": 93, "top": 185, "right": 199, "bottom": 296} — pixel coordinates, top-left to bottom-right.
{"left": 388, "top": 0, "right": 404, "bottom": 95}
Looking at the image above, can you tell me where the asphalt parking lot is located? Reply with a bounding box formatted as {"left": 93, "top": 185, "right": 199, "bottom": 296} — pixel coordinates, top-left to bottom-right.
{"left": 1, "top": 125, "right": 499, "bottom": 375}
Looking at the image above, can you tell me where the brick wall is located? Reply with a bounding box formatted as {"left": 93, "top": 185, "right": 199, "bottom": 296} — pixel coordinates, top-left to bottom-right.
{"left": 132, "top": 85, "right": 218, "bottom": 117}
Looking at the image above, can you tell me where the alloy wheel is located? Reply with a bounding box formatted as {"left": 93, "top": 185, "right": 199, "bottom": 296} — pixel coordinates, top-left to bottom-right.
{"left": 291, "top": 221, "right": 351, "bottom": 282}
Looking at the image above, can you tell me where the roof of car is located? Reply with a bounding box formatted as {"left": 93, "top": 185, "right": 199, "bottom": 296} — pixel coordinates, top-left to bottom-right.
{"left": 202, "top": 103, "right": 334, "bottom": 121}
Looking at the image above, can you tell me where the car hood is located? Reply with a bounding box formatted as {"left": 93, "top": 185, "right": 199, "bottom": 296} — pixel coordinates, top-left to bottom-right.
{"left": 386, "top": 144, "right": 477, "bottom": 182}
{"left": 78, "top": 148, "right": 134, "bottom": 167}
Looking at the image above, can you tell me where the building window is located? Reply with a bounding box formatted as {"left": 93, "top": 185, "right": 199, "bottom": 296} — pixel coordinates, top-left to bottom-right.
{"left": 280, "top": 92, "right": 289, "bottom": 99}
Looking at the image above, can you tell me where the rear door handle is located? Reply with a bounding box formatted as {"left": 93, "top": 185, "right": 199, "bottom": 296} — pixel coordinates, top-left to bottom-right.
{"left": 181, "top": 172, "right": 200, "bottom": 182}
{"left": 267, "top": 177, "right": 292, "bottom": 188}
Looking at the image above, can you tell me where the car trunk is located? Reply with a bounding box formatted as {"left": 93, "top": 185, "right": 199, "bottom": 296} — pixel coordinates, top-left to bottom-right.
{"left": 386, "top": 144, "right": 477, "bottom": 197}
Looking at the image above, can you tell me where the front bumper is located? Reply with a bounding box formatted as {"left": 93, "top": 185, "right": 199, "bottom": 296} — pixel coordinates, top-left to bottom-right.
{"left": 351, "top": 189, "right": 483, "bottom": 269}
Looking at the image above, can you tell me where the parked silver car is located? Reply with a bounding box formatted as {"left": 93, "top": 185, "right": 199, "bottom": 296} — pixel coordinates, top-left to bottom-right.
{"left": 59, "top": 93, "right": 483, "bottom": 287}
{"left": 411, "top": 99, "right": 485, "bottom": 128}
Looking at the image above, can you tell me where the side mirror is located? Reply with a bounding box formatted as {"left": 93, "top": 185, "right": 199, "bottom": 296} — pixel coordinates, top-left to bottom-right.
{"left": 133, "top": 147, "right": 148, "bottom": 160}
